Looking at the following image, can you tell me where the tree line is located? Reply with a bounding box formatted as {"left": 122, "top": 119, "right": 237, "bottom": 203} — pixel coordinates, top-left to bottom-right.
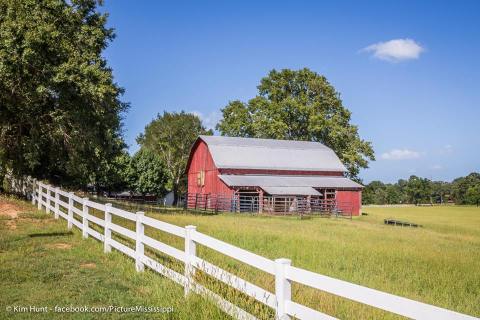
{"left": 0, "top": 0, "right": 374, "bottom": 200}
{"left": 3, "top": 0, "right": 476, "bottom": 208}
{"left": 363, "top": 173, "right": 480, "bottom": 205}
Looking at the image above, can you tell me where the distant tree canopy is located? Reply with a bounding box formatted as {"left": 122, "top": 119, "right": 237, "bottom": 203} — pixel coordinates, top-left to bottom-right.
{"left": 117, "top": 149, "right": 168, "bottom": 197}
{"left": 216, "top": 68, "right": 375, "bottom": 179}
{"left": 0, "top": 0, "right": 127, "bottom": 187}
{"left": 362, "top": 173, "right": 480, "bottom": 205}
{"left": 137, "top": 111, "right": 212, "bottom": 203}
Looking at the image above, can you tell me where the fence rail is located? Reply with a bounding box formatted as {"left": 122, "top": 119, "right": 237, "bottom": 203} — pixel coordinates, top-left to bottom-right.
{"left": 24, "top": 180, "right": 477, "bottom": 320}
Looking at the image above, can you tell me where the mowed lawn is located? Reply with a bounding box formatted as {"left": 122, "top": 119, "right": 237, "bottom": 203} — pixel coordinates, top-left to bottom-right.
{"left": 1, "top": 195, "right": 480, "bottom": 319}
{"left": 0, "top": 196, "right": 227, "bottom": 320}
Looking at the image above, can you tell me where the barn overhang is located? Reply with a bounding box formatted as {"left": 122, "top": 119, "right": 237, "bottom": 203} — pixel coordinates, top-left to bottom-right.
{"left": 219, "top": 175, "right": 363, "bottom": 190}
{"left": 260, "top": 186, "right": 322, "bottom": 196}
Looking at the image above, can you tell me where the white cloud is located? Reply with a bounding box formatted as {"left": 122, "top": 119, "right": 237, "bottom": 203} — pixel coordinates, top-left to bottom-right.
{"left": 381, "top": 149, "right": 422, "bottom": 160}
{"left": 440, "top": 144, "right": 453, "bottom": 154}
{"left": 431, "top": 164, "right": 443, "bottom": 170}
{"left": 362, "top": 38, "right": 425, "bottom": 62}
{"left": 191, "top": 110, "right": 221, "bottom": 131}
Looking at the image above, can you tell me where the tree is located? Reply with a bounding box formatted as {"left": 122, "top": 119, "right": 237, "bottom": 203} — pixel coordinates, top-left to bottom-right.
{"left": 452, "top": 173, "right": 480, "bottom": 204}
{"left": 129, "top": 149, "right": 168, "bottom": 196}
{"left": 431, "top": 181, "right": 450, "bottom": 204}
{"left": 137, "top": 111, "right": 212, "bottom": 204}
{"left": 385, "top": 184, "right": 402, "bottom": 204}
{"left": 362, "top": 180, "right": 384, "bottom": 204}
{"left": 405, "top": 175, "right": 432, "bottom": 204}
{"left": 0, "top": 0, "right": 127, "bottom": 186}
{"left": 465, "top": 185, "right": 480, "bottom": 206}
{"left": 216, "top": 68, "right": 375, "bottom": 178}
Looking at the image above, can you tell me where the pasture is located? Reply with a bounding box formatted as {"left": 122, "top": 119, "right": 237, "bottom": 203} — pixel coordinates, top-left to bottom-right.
{"left": 1, "top": 195, "right": 479, "bottom": 319}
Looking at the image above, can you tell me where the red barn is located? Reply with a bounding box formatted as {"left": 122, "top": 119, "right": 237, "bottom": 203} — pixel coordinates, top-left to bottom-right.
{"left": 185, "top": 135, "right": 363, "bottom": 215}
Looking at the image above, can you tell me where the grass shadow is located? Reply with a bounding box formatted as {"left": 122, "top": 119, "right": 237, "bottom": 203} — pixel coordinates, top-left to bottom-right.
{"left": 28, "top": 231, "right": 74, "bottom": 238}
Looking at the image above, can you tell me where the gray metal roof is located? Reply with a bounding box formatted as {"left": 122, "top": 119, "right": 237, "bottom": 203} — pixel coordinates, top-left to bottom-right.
{"left": 261, "top": 186, "right": 322, "bottom": 196}
{"left": 219, "top": 175, "right": 363, "bottom": 189}
{"left": 199, "top": 135, "right": 346, "bottom": 172}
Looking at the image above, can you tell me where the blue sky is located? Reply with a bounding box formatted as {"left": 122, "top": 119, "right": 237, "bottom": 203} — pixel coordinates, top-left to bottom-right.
{"left": 101, "top": 0, "right": 480, "bottom": 183}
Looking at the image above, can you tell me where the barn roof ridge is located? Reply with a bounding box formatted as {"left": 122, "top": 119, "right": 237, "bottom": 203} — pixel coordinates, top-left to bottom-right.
{"left": 199, "top": 135, "right": 332, "bottom": 150}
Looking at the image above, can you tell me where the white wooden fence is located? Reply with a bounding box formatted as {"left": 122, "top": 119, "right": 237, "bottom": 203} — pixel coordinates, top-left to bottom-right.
{"left": 30, "top": 181, "right": 477, "bottom": 320}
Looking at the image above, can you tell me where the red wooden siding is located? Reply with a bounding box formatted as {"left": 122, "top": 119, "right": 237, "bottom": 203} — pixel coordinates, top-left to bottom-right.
{"left": 187, "top": 140, "right": 233, "bottom": 196}
{"left": 336, "top": 190, "right": 362, "bottom": 216}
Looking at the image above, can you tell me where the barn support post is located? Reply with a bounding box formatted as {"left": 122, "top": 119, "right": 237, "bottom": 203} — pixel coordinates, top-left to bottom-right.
{"left": 258, "top": 189, "right": 264, "bottom": 214}
{"left": 306, "top": 195, "right": 311, "bottom": 214}
{"left": 275, "top": 258, "right": 292, "bottom": 319}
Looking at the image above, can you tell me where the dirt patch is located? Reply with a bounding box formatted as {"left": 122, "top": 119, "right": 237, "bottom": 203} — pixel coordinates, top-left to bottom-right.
{"left": 4, "top": 220, "right": 17, "bottom": 230}
{"left": 80, "top": 263, "right": 96, "bottom": 269}
{"left": 0, "top": 201, "right": 23, "bottom": 218}
{"left": 46, "top": 243, "right": 72, "bottom": 250}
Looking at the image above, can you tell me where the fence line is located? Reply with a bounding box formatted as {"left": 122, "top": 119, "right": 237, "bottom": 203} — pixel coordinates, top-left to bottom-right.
{"left": 26, "top": 180, "right": 477, "bottom": 320}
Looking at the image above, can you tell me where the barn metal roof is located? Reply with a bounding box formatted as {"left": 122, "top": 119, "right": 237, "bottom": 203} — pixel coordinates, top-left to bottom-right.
{"left": 260, "top": 186, "right": 322, "bottom": 196}
{"left": 219, "top": 175, "right": 363, "bottom": 189}
{"left": 199, "top": 135, "right": 346, "bottom": 172}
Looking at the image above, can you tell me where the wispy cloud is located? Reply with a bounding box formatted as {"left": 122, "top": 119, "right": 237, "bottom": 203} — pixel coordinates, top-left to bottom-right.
{"left": 440, "top": 144, "right": 453, "bottom": 155}
{"left": 431, "top": 164, "right": 443, "bottom": 170}
{"left": 192, "top": 110, "right": 221, "bottom": 131}
{"left": 381, "top": 148, "right": 422, "bottom": 160}
{"left": 362, "top": 38, "right": 425, "bottom": 62}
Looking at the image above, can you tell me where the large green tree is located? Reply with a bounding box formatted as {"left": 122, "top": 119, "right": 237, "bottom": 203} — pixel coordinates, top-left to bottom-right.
{"left": 137, "top": 111, "right": 212, "bottom": 204}
{"left": 128, "top": 149, "right": 169, "bottom": 197}
{"left": 0, "top": 0, "right": 127, "bottom": 186}
{"left": 216, "top": 68, "right": 375, "bottom": 178}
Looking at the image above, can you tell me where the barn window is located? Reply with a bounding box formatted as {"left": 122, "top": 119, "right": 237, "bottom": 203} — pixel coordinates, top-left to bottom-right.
{"left": 197, "top": 170, "right": 205, "bottom": 186}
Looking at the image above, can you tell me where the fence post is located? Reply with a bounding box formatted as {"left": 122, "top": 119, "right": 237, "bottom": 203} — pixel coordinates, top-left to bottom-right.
{"left": 67, "top": 192, "right": 74, "bottom": 230}
{"left": 104, "top": 203, "right": 112, "bottom": 253}
{"left": 135, "top": 211, "right": 145, "bottom": 272}
{"left": 31, "top": 179, "right": 36, "bottom": 205}
{"left": 46, "top": 185, "right": 51, "bottom": 214}
{"left": 54, "top": 187, "right": 60, "bottom": 219}
{"left": 275, "top": 258, "right": 292, "bottom": 320}
{"left": 184, "top": 225, "right": 197, "bottom": 296}
{"left": 37, "top": 183, "right": 42, "bottom": 210}
{"left": 82, "top": 197, "right": 89, "bottom": 239}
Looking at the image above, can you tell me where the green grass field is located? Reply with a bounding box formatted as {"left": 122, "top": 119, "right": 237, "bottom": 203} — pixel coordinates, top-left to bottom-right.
{"left": 1, "top": 195, "right": 479, "bottom": 319}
